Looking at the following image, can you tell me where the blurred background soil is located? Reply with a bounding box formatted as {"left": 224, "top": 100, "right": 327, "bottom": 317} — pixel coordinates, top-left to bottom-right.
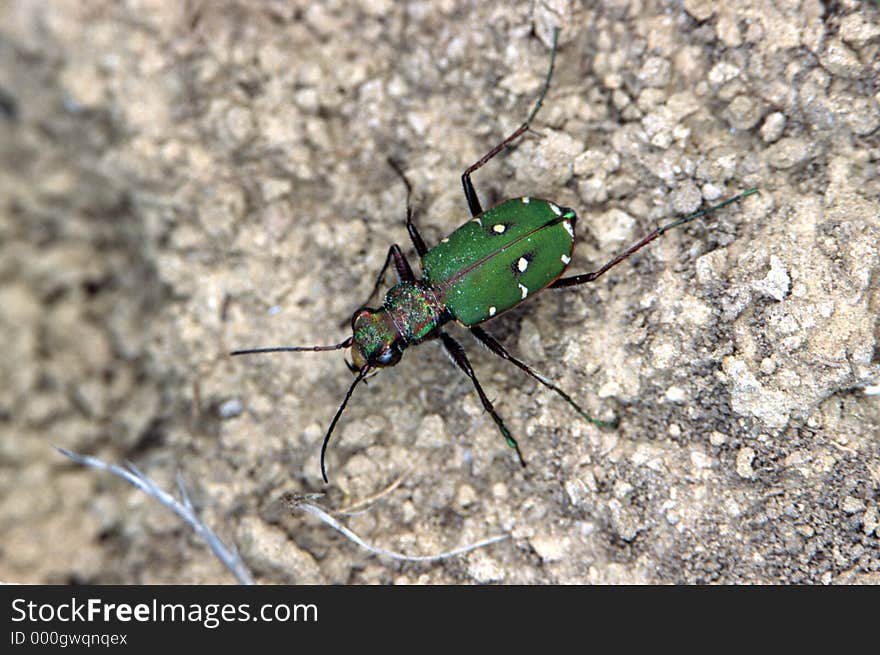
{"left": 0, "top": 0, "right": 878, "bottom": 583}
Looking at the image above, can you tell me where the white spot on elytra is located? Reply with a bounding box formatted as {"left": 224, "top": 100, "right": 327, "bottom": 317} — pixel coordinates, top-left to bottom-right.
{"left": 550, "top": 204, "right": 562, "bottom": 216}
{"left": 519, "top": 283, "right": 529, "bottom": 299}
{"left": 489, "top": 306, "right": 497, "bottom": 317}
{"left": 561, "top": 254, "right": 571, "bottom": 265}
{"left": 493, "top": 223, "right": 506, "bottom": 234}
{"left": 517, "top": 257, "right": 529, "bottom": 272}
{"left": 522, "top": 197, "right": 530, "bottom": 204}
{"left": 563, "top": 220, "right": 575, "bottom": 239}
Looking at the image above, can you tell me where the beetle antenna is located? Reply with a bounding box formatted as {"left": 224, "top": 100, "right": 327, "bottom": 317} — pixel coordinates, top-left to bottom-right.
{"left": 321, "top": 365, "right": 370, "bottom": 483}
{"left": 230, "top": 337, "right": 353, "bottom": 356}
{"left": 526, "top": 27, "right": 560, "bottom": 125}
{"left": 655, "top": 187, "right": 758, "bottom": 236}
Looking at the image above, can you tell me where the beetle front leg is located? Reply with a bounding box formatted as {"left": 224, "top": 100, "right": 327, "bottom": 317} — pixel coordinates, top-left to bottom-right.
{"left": 388, "top": 158, "right": 429, "bottom": 257}
{"left": 355, "top": 243, "right": 415, "bottom": 312}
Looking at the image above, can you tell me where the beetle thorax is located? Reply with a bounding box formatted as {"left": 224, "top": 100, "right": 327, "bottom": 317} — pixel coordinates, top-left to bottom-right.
{"left": 349, "top": 281, "right": 445, "bottom": 370}
{"left": 383, "top": 281, "right": 445, "bottom": 344}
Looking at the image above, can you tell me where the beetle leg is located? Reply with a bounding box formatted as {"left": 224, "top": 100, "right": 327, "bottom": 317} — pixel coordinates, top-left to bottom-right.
{"left": 460, "top": 123, "right": 530, "bottom": 217}
{"left": 469, "top": 326, "right": 617, "bottom": 428}
{"left": 550, "top": 228, "right": 664, "bottom": 289}
{"left": 341, "top": 245, "right": 416, "bottom": 328}
{"left": 388, "top": 157, "right": 429, "bottom": 257}
{"left": 551, "top": 188, "right": 758, "bottom": 289}
{"left": 460, "top": 29, "right": 560, "bottom": 218}
{"left": 357, "top": 244, "right": 415, "bottom": 310}
{"left": 439, "top": 331, "right": 526, "bottom": 468}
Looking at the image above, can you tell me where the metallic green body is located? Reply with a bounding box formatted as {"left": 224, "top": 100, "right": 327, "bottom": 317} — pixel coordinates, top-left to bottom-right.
{"left": 384, "top": 282, "right": 443, "bottom": 343}
{"left": 422, "top": 197, "right": 576, "bottom": 325}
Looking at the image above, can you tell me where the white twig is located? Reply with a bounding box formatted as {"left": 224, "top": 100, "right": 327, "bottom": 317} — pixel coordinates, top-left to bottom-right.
{"left": 55, "top": 446, "right": 255, "bottom": 585}
{"left": 290, "top": 497, "right": 508, "bottom": 562}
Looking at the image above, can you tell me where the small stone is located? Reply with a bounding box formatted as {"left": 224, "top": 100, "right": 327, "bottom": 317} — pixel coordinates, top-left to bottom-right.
{"left": 863, "top": 505, "right": 879, "bottom": 536}
{"left": 468, "top": 554, "right": 506, "bottom": 583}
{"left": 608, "top": 500, "right": 643, "bottom": 542}
{"left": 760, "top": 112, "right": 786, "bottom": 143}
{"left": 709, "top": 431, "right": 728, "bottom": 446}
{"left": 840, "top": 496, "right": 866, "bottom": 514}
{"left": 638, "top": 56, "right": 671, "bottom": 88}
{"left": 665, "top": 386, "right": 687, "bottom": 403}
{"left": 708, "top": 61, "right": 741, "bottom": 85}
{"left": 217, "top": 398, "right": 243, "bottom": 419}
{"left": 683, "top": 0, "right": 716, "bottom": 21}
{"left": 760, "top": 358, "right": 777, "bottom": 375}
{"left": 529, "top": 534, "right": 568, "bottom": 563}
{"left": 726, "top": 95, "right": 762, "bottom": 131}
{"left": 695, "top": 249, "right": 728, "bottom": 285}
{"left": 818, "top": 39, "right": 863, "bottom": 79}
{"left": 224, "top": 106, "right": 254, "bottom": 142}
{"left": 701, "top": 183, "right": 722, "bottom": 201}
{"left": 671, "top": 180, "right": 702, "bottom": 214}
{"left": 564, "top": 477, "right": 592, "bottom": 507}
{"left": 593, "top": 208, "right": 636, "bottom": 250}
{"left": 752, "top": 255, "right": 791, "bottom": 301}
{"left": 716, "top": 12, "right": 742, "bottom": 47}
{"left": 736, "top": 447, "right": 756, "bottom": 479}
{"left": 766, "top": 137, "right": 808, "bottom": 169}
{"left": 613, "top": 480, "right": 634, "bottom": 499}
{"left": 573, "top": 149, "right": 617, "bottom": 177}
{"left": 401, "top": 501, "right": 416, "bottom": 523}
{"left": 456, "top": 483, "right": 478, "bottom": 508}
{"left": 236, "top": 517, "right": 322, "bottom": 583}
{"left": 839, "top": 13, "right": 880, "bottom": 48}
{"left": 796, "top": 524, "right": 815, "bottom": 538}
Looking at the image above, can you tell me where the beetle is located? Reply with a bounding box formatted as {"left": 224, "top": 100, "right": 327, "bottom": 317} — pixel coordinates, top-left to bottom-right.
{"left": 231, "top": 29, "right": 757, "bottom": 482}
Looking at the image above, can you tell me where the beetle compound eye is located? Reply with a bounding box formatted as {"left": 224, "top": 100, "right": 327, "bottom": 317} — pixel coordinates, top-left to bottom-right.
{"left": 376, "top": 346, "right": 401, "bottom": 367}
{"left": 351, "top": 308, "right": 373, "bottom": 330}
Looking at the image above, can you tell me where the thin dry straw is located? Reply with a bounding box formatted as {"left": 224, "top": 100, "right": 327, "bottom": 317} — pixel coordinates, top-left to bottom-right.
{"left": 57, "top": 446, "right": 507, "bottom": 574}
{"left": 289, "top": 495, "right": 508, "bottom": 562}
{"left": 55, "top": 446, "right": 255, "bottom": 585}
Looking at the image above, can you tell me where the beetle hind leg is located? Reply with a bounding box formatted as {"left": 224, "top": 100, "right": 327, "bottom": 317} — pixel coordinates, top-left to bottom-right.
{"left": 470, "top": 326, "right": 617, "bottom": 428}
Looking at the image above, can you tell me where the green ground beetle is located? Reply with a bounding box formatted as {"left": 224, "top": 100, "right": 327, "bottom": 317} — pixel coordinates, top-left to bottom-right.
{"left": 232, "top": 29, "right": 757, "bottom": 483}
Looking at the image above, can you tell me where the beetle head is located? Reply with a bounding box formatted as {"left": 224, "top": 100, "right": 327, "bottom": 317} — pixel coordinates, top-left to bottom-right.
{"left": 349, "top": 307, "right": 403, "bottom": 370}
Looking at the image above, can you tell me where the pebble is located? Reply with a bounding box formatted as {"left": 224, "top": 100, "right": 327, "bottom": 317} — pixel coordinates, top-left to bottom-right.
{"left": 766, "top": 137, "right": 808, "bottom": 169}
{"left": 752, "top": 255, "right": 791, "bottom": 301}
{"left": 760, "top": 112, "right": 786, "bottom": 143}
{"left": 217, "top": 398, "right": 243, "bottom": 419}
{"left": 736, "top": 447, "right": 756, "bottom": 479}
{"left": 840, "top": 496, "right": 866, "bottom": 514}
{"left": 818, "top": 39, "right": 863, "bottom": 79}
{"left": 726, "top": 95, "right": 762, "bottom": 131}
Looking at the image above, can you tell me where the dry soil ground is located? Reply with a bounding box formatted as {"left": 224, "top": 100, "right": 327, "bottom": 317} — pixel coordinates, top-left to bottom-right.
{"left": 1, "top": 0, "right": 878, "bottom": 583}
